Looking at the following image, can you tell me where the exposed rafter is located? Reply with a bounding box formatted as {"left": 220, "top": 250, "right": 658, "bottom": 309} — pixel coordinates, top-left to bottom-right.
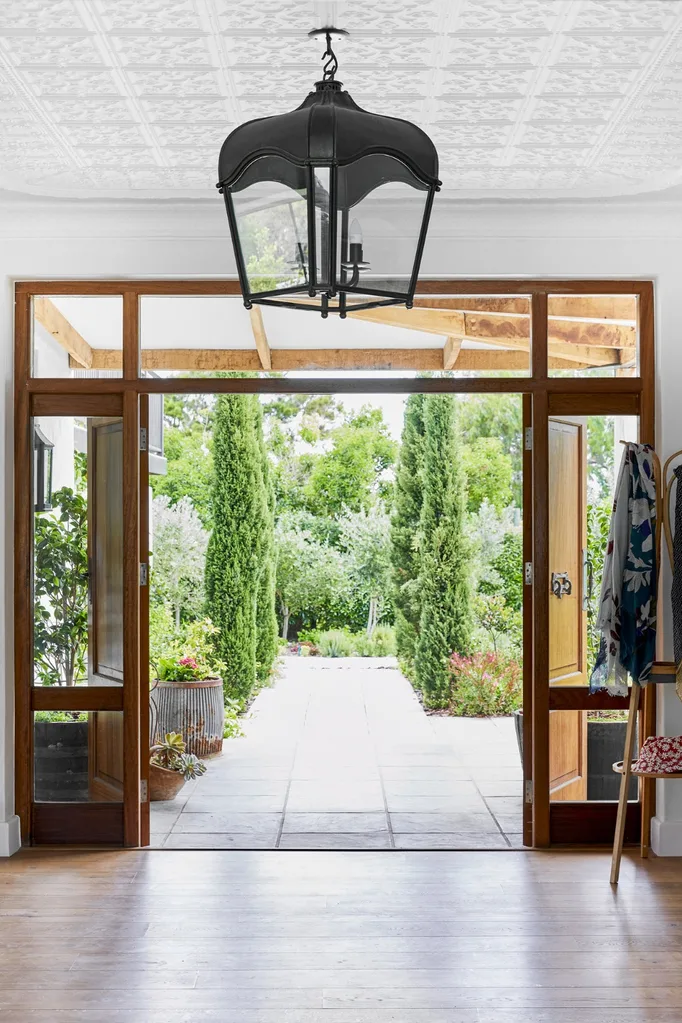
{"left": 249, "top": 306, "right": 272, "bottom": 370}
{"left": 34, "top": 297, "right": 93, "bottom": 369}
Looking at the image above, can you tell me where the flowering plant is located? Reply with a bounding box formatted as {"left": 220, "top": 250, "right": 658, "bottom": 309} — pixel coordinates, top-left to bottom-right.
{"left": 448, "top": 651, "right": 522, "bottom": 717}
{"left": 155, "top": 618, "right": 226, "bottom": 682}
{"left": 150, "top": 731, "right": 207, "bottom": 779}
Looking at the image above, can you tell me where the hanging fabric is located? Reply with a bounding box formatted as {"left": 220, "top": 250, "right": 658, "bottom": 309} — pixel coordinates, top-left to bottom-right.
{"left": 671, "top": 465, "right": 682, "bottom": 670}
{"left": 590, "top": 442, "right": 658, "bottom": 696}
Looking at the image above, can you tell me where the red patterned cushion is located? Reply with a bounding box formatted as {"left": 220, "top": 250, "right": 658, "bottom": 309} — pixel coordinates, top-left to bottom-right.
{"left": 633, "top": 735, "right": 682, "bottom": 774}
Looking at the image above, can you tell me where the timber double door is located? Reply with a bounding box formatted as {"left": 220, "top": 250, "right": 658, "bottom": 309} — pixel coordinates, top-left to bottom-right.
{"left": 15, "top": 279, "right": 654, "bottom": 849}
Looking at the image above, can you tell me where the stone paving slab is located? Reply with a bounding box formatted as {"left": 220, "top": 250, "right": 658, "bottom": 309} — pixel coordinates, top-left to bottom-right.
{"left": 152, "top": 657, "right": 524, "bottom": 850}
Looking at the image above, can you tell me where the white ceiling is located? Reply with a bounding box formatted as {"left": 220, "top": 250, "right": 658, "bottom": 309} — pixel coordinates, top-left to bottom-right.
{"left": 2, "top": 1, "right": 682, "bottom": 201}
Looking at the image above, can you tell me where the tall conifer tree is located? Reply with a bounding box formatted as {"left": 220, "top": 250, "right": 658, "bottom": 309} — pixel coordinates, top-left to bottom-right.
{"left": 205, "top": 394, "right": 265, "bottom": 705}
{"left": 254, "top": 398, "right": 279, "bottom": 682}
{"left": 390, "top": 393, "right": 426, "bottom": 660}
{"left": 415, "top": 394, "right": 471, "bottom": 707}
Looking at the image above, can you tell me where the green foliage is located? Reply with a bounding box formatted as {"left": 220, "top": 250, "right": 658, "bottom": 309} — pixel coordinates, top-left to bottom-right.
{"left": 490, "top": 532, "right": 523, "bottom": 611}
{"left": 339, "top": 505, "right": 392, "bottom": 636}
{"left": 587, "top": 498, "right": 612, "bottom": 668}
{"left": 587, "top": 415, "right": 615, "bottom": 502}
{"left": 255, "top": 402, "right": 279, "bottom": 683}
{"left": 34, "top": 711, "right": 87, "bottom": 722}
{"left": 150, "top": 495, "right": 208, "bottom": 627}
{"left": 316, "top": 629, "right": 358, "bottom": 657}
{"left": 303, "top": 406, "right": 397, "bottom": 516}
{"left": 415, "top": 396, "right": 472, "bottom": 708}
{"left": 149, "top": 602, "right": 175, "bottom": 679}
{"left": 151, "top": 428, "right": 213, "bottom": 529}
{"left": 33, "top": 487, "right": 88, "bottom": 686}
{"left": 205, "top": 395, "right": 271, "bottom": 707}
{"left": 458, "top": 394, "right": 523, "bottom": 506}
{"left": 448, "top": 651, "right": 522, "bottom": 717}
{"left": 275, "top": 511, "right": 349, "bottom": 639}
{"left": 223, "top": 697, "right": 244, "bottom": 740}
{"left": 309, "top": 626, "right": 397, "bottom": 657}
{"left": 154, "top": 618, "right": 226, "bottom": 682}
{"left": 390, "top": 393, "right": 425, "bottom": 660}
{"left": 353, "top": 625, "right": 397, "bottom": 657}
{"left": 461, "top": 436, "right": 513, "bottom": 513}
{"left": 472, "top": 593, "right": 521, "bottom": 654}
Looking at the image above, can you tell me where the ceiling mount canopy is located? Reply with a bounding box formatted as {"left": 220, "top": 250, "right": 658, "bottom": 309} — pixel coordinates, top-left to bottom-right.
{"left": 217, "top": 26, "right": 441, "bottom": 319}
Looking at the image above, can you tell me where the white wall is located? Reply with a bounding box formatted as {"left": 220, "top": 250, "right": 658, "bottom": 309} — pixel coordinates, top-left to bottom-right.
{"left": 1, "top": 192, "right": 682, "bottom": 854}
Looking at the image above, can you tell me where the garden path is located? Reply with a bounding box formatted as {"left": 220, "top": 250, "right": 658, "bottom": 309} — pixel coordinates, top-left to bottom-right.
{"left": 151, "top": 656, "right": 523, "bottom": 849}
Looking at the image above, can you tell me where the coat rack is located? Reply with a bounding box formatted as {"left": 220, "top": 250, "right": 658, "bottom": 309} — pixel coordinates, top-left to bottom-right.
{"left": 610, "top": 445, "right": 682, "bottom": 884}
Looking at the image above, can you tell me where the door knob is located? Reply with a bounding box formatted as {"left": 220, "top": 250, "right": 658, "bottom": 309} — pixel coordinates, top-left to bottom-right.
{"left": 551, "top": 572, "right": 572, "bottom": 599}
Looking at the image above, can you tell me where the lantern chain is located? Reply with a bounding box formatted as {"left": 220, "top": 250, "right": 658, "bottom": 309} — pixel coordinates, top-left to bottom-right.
{"left": 321, "top": 30, "right": 339, "bottom": 81}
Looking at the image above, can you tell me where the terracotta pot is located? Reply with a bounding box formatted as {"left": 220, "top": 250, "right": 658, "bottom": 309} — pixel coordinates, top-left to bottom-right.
{"left": 149, "top": 762, "right": 186, "bottom": 801}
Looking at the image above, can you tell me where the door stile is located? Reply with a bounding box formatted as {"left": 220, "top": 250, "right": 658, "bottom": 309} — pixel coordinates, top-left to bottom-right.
{"left": 139, "top": 396, "right": 150, "bottom": 846}
{"left": 122, "top": 390, "right": 141, "bottom": 846}
{"left": 531, "top": 389, "right": 551, "bottom": 847}
{"left": 522, "top": 394, "right": 533, "bottom": 846}
{"left": 14, "top": 291, "right": 32, "bottom": 842}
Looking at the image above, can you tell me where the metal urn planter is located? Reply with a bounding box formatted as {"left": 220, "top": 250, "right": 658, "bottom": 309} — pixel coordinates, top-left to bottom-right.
{"left": 150, "top": 678, "right": 224, "bottom": 758}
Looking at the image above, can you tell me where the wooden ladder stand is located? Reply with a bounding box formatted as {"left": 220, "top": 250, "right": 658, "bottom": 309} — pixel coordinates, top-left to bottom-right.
{"left": 610, "top": 447, "right": 682, "bottom": 884}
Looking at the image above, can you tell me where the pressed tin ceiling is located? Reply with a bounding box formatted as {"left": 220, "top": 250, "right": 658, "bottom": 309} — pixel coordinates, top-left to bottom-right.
{"left": 2, "top": 0, "right": 682, "bottom": 200}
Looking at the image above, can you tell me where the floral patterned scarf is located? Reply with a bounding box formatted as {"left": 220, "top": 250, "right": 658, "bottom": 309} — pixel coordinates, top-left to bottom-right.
{"left": 590, "top": 443, "right": 657, "bottom": 696}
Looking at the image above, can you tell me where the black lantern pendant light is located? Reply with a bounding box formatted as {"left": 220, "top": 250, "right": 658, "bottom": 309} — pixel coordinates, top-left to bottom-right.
{"left": 217, "top": 27, "right": 440, "bottom": 318}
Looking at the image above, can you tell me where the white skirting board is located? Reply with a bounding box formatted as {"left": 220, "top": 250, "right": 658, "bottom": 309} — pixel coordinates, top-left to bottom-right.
{"left": 0, "top": 816, "right": 21, "bottom": 857}
{"left": 651, "top": 815, "right": 682, "bottom": 856}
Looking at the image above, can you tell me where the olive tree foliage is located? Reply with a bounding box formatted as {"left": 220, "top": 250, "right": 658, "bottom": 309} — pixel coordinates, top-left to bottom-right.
{"left": 151, "top": 495, "right": 208, "bottom": 628}
{"left": 339, "top": 506, "right": 392, "bottom": 637}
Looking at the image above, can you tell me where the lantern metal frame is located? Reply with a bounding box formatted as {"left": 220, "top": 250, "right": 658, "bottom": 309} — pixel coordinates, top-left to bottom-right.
{"left": 33, "top": 424, "right": 54, "bottom": 513}
{"left": 217, "top": 28, "right": 441, "bottom": 318}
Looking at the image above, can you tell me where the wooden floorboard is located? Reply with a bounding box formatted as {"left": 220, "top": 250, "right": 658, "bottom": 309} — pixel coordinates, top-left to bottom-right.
{"left": 0, "top": 850, "right": 681, "bottom": 1021}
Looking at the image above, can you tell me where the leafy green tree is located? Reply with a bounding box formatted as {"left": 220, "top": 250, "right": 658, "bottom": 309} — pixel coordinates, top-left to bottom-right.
{"left": 472, "top": 593, "right": 521, "bottom": 654}
{"left": 461, "top": 436, "right": 513, "bottom": 513}
{"left": 33, "top": 487, "right": 88, "bottom": 686}
{"left": 254, "top": 400, "right": 279, "bottom": 682}
{"left": 303, "top": 407, "right": 397, "bottom": 515}
{"left": 205, "top": 395, "right": 268, "bottom": 706}
{"left": 587, "top": 415, "right": 614, "bottom": 502}
{"left": 390, "top": 393, "right": 425, "bottom": 659}
{"left": 586, "top": 498, "right": 612, "bottom": 666}
{"left": 458, "top": 394, "right": 523, "bottom": 506}
{"left": 339, "top": 506, "right": 392, "bottom": 636}
{"left": 478, "top": 531, "right": 523, "bottom": 612}
{"left": 151, "top": 429, "right": 213, "bottom": 529}
{"left": 415, "top": 395, "right": 472, "bottom": 708}
{"left": 275, "top": 512, "right": 348, "bottom": 639}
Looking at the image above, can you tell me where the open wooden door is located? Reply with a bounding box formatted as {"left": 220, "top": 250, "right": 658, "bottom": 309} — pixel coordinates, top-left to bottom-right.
{"left": 548, "top": 417, "right": 588, "bottom": 802}
{"left": 87, "top": 418, "right": 125, "bottom": 803}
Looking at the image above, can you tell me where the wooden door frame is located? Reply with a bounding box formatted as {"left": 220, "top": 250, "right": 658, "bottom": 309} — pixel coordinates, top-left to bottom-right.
{"left": 14, "top": 278, "right": 655, "bottom": 848}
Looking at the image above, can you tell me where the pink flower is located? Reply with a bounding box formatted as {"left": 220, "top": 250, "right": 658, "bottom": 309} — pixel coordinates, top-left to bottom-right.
{"left": 178, "top": 656, "right": 199, "bottom": 669}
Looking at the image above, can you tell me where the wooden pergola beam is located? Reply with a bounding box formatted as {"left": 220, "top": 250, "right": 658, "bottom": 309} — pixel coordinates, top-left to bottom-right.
{"left": 346, "top": 305, "right": 636, "bottom": 350}
{"left": 413, "top": 295, "right": 637, "bottom": 322}
{"left": 34, "top": 297, "right": 93, "bottom": 369}
{"left": 77, "top": 346, "right": 602, "bottom": 374}
{"left": 249, "top": 306, "right": 271, "bottom": 370}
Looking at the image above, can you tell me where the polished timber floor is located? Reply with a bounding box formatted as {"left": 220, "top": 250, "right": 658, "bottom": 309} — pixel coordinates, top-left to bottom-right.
{"left": 1, "top": 848, "right": 682, "bottom": 1020}
{"left": 151, "top": 657, "right": 523, "bottom": 850}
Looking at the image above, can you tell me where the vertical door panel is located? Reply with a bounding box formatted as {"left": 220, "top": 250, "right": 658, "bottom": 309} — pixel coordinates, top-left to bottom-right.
{"left": 548, "top": 417, "right": 588, "bottom": 802}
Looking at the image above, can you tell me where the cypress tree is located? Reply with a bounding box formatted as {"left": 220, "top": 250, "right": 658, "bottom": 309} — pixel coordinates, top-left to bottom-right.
{"left": 205, "top": 394, "right": 264, "bottom": 706}
{"left": 414, "top": 394, "right": 471, "bottom": 708}
{"left": 390, "top": 393, "right": 426, "bottom": 660}
{"left": 254, "top": 398, "right": 279, "bottom": 682}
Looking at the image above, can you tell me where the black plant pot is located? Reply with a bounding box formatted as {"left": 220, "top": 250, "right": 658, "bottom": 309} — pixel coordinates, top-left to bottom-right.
{"left": 587, "top": 720, "right": 638, "bottom": 801}
{"left": 34, "top": 721, "right": 89, "bottom": 802}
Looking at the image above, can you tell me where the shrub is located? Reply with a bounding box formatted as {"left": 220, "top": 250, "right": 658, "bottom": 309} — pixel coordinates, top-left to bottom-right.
{"left": 360, "top": 625, "right": 397, "bottom": 657}
{"left": 448, "top": 651, "right": 522, "bottom": 717}
{"left": 316, "top": 629, "right": 357, "bottom": 657}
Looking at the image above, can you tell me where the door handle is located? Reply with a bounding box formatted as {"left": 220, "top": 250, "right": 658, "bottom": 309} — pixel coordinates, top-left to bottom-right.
{"left": 551, "top": 571, "right": 572, "bottom": 599}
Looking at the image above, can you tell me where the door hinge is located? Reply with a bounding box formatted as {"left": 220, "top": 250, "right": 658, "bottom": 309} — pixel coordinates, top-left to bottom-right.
{"left": 525, "top": 780, "right": 533, "bottom": 804}
{"left": 139, "top": 562, "right": 149, "bottom": 586}
{"left": 140, "top": 427, "right": 147, "bottom": 452}
{"left": 524, "top": 426, "right": 533, "bottom": 451}
{"left": 524, "top": 561, "right": 533, "bottom": 585}
{"left": 140, "top": 779, "right": 148, "bottom": 802}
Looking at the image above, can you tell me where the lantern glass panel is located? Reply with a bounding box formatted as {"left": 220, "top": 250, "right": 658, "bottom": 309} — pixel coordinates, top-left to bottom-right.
{"left": 336, "top": 155, "right": 431, "bottom": 297}
{"left": 230, "top": 162, "right": 309, "bottom": 295}
{"left": 313, "top": 167, "right": 331, "bottom": 290}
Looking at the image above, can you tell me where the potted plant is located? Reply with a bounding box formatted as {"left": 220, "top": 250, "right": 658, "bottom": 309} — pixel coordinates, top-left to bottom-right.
{"left": 150, "top": 619, "right": 226, "bottom": 757}
{"left": 149, "top": 731, "right": 207, "bottom": 801}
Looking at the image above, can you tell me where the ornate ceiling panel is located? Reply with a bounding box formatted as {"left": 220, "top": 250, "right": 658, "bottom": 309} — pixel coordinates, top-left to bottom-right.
{"left": 1, "top": 0, "right": 682, "bottom": 200}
